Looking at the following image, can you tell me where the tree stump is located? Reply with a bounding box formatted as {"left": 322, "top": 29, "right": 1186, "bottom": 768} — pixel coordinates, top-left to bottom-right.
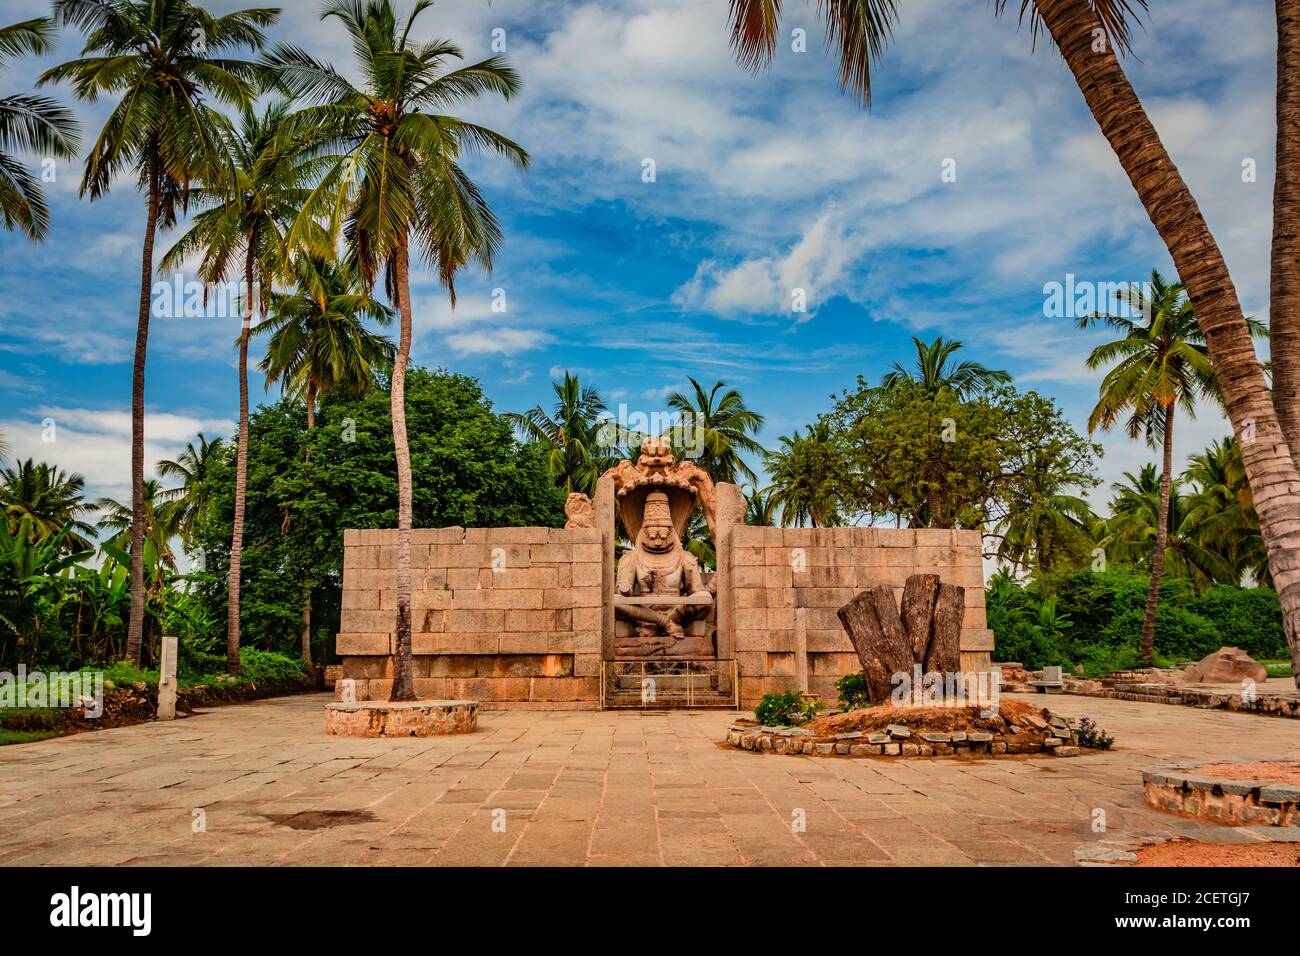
{"left": 838, "top": 573, "right": 966, "bottom": 705}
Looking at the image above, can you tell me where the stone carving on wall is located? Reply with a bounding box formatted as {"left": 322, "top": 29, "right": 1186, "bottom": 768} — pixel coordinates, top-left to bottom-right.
{"left": 563, "top": 492, "right": 593, "bottom": 529}
{"left": 602, "top": 436, "right": 717, "bottom": 657}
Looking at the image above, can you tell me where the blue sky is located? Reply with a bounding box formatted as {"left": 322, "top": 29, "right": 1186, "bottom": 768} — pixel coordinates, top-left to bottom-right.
{"left": 0, "top": 0, "right": 1278, "bottom": 519}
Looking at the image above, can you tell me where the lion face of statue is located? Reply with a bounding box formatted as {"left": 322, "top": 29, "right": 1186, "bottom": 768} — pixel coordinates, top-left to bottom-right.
{"left": 640, "top": 519, "right": 675, "bottom": 553}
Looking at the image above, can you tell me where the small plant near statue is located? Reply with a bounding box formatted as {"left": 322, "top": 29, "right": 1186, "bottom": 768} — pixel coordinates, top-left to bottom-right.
{"left": 1075, "top": 715, "right": 1114, "bottom": 750}
{"left": 754, "top": 691, "right": 820, "bottom": 727}
{"left": 834, "top": 672, "right": 874, "bottom": 711}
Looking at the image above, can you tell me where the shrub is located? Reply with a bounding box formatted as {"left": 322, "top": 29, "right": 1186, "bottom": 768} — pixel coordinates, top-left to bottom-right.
{"left": 754, "top": 691, "right": 818, "bottom": 727}
{"left": 233, "top": 648, "right": 308, "bottom": 688}
{"left": 1096, "top": 605, "right": 1221, "bottom": 663}
{"left": 1075, "top": 716, "right": 1114, "bottom": 750}
{"left": 1186, "top": 586, "right": 1286, "bottom": 660}
{"left": 834, "top": 672, "right": 873, "bottom": 711}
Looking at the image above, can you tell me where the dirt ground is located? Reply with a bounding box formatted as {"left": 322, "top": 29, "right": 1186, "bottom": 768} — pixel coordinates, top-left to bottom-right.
{"left": 1195, "top": 761, "right": 1300, "bottom": 785}
{"left": 1136, "top": 839, "right": 1300, "bottom": 867}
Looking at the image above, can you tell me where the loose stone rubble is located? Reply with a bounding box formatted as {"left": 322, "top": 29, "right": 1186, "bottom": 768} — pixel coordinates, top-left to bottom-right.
{"left": 725, "top": 709, "right": 1089, "bottom": 758}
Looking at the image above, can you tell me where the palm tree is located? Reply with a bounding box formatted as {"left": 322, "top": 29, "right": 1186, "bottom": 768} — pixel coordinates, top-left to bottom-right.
{"left": 1183, "top": 437, "right": 1267, "bottom": 587}
{"left": 256, "top": 257, "right": 395, "bottom": 430}
{"left": 508, "top": 372, "right": 615, "bottom": 498}
{"left": 724, "top": 0, "right": 1300, "bottom": 687}
{"left": 155, "top": 433, "right": 224, "bottom": 547}
{"left": 0, "top": 458, "right": 95, "bottom": 548}
{"left": 665, "top": 377, "right": 766, "bottom": 484}
{"left": 880, "top": 336, "right": 1011, "bottom": 399}
{"left": 743, "top": 486, "right": 778, "bottom": 526}
{"left": 1271, "top": 0, "right": 1300, "bottom": 461}
{"left": 94, "top": 479, "right": 180, "bottom": 567}
{"left": 160, "top": 100, "right": 315, "bottom": 673}
{"left": 0, "top": 17, "right": 79, "bottom": 239}
{"left": 256, "top": 255, "right": 394, "bottom": 665}
{"left": 266, "top": 0, "right": 527, "bottom": 701}
{"left": 995, "top": 472, "right": 1096, "bottom": 574}
{"left": 763, "top": 423, "right": 842, "bottom": 528}
{"left": 1103, "top": 465, "right": 1234, "bottom": 590}
{"left": 1078, "top": 272, "right": 1220, "bottom": 666}
{"left": 41, "top": 0, "right": 277, "bottom": 666}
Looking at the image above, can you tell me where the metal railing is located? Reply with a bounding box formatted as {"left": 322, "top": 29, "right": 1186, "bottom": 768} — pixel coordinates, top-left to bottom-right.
{"left": 601, "top": 659, "right": 738, "bottom": 710}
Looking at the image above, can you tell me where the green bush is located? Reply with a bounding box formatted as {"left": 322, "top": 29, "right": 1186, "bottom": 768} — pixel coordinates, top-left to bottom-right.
{"left": 1187, "top": 586, "right": 1286, "bottom": 660}
{"left": 231, "top": 648, "right": 308, "bottom": 688}
{"left": 834, "top": 672, "right": 873, "bottom": 711}
{"left": 1097, "top": 606, "right": 1221, "bottom": 663}
{"left": 754, "top": 691, "right": 818, "bottom": 727}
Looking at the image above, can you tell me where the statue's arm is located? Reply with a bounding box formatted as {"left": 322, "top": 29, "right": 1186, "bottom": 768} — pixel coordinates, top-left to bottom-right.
{"left": 683, "top": 554, "right": 709, "bottom": 597}
{"left": 616, "top": 553, "right": 636, "bottom": 596}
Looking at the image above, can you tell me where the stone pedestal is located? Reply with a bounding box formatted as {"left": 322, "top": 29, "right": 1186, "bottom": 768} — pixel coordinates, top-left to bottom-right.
{"left": 325, "top": 699, "right": 478, "bottom": 737}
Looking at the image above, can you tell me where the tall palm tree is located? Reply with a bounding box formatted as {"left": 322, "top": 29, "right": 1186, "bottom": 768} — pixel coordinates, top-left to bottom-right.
{"left": 41, "top": 0, "right": 277, "bottom": 666}
{"left": 1078, "top": 271, "right": 1221, "bottom": 666}
{"left": 256, "top": 255, "right": 394, "bottom": 665}
{"left": 507, "top": 372, "right": 615, "bottom": 498}
{"left": 725, "top": 0, "right": 1300, "bottom": 687}
{"left": 0, "top": 458, "right": 95, "bottom": 548}
{"left": 880, "top": 335, "right": 1010, "bottom": 399}
{"left": 160, "top": 100, "right": 315, "bottom": 673}
{"left": 0, "top": 17, "right": 79, "bottom": 239}
{"left": 155, "top": 433, "right": 224, "bottom": 547}
{"left": 1271, "top": 0, "right": 1300, "bottom": 462}
{"left": 665, "top": 377, "right": 766, "bottom": 484}
{"left": 266, "top": 0, "right": 527, "bottom": 701}
{"left": 763, "top": 422, "right": 842, "bottom": 528}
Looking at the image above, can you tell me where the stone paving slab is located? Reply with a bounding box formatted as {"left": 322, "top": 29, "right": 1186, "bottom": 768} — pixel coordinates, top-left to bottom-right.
{"left": 0, "top": 691, "right": 1297, "bottom": 866}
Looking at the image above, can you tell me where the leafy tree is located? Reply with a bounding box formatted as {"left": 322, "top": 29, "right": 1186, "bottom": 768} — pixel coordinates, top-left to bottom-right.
{"left": 508, "top": 371, "right": 616, "bottom": 497}
{"left": 743, "top": 486, "right": 778, "bottom": 526}
{"left": 825, "top": 378, "right": 1098, "bottom": 531}
{"left": 266, "top": 0, "right": 527, "bottom": 701}
{"left": 41, "top": 0, "right": 277, "bottom": 666}
{"left": 0, "top": 17, "right": 79, "bottom": 238}
{"left": 0, "top": 519, "right": 91, "bottom": 665}
{"left": 880, "top": 335, "right": 1010, "bottom": 399}
{"left": 1183, "top": 437, "right": 1267, "bottom": 587}
{"left": 665, "top": 377, "right": 766, "bottom": 484}
{"left": 191, "top": 368, "right": 564, "bottom": 659}
{"left": 1, "top": 458, "right": 95, "bottom": 549}
{"left": 94, "top": 479, "right": 180, "bottom": 570}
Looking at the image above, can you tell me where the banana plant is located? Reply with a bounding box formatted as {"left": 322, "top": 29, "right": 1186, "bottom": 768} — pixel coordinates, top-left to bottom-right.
{"left": 0, "top": 517, "right": 92, "bottom": 662}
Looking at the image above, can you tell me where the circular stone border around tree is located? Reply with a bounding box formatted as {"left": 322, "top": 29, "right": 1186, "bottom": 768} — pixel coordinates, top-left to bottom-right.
{"left": 325, "top": 700, "right": 478, "bottom": 737}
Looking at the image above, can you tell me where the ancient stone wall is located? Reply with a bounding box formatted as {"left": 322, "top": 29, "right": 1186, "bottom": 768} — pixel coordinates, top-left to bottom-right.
{"left": 335, "top": 526, "right": 603, "bottom": 708}
{"left": 724, "top": 526, "right": 992, "bottom": 708}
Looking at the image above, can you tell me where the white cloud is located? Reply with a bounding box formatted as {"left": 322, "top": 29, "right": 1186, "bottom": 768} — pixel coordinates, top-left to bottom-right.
{"left": 445, "top": 328, "right": 552, "bottom": 355}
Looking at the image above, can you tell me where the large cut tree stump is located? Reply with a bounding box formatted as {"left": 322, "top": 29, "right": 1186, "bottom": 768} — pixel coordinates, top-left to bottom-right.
{"left": 838, "top": 573, "right": 966, "bottom": 705}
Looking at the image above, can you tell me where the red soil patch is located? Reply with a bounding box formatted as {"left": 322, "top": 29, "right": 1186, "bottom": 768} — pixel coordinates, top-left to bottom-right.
{"left": 1136, "top": 840, "right": 1300, "bottom": 867}
{"left": 1197, "top": 762, "right": 1300, "bottom": 786}
{"left": 805, "top": 699, "right": 1044, "bottom": 736}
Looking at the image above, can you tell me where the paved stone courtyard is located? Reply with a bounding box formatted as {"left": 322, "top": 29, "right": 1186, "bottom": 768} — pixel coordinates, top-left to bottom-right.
{"left": 1, "top": 693, "right": 1296, "bottom": 866}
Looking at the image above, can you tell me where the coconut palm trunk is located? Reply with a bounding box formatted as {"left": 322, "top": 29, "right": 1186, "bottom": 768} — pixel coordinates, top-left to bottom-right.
{"left": 1139, "top": 404, "right": 1175, "bottom": 667}
{"left": 1037, "top": 0, "right": 1300, "bottom": 687}
{"left": 126, "top": 152, "right": 161, "bottom": 666}
{"left": 301, "top": 380, "right": 317, "bottom": 668}
{"left": 1274, "top": 0, "right": 1300, "bottom": 460}
{"left": 227, "top": 238, "right": 255, "bottom": 673}
{"left": 390, "top": 237, "right": 416, "bottom": 702}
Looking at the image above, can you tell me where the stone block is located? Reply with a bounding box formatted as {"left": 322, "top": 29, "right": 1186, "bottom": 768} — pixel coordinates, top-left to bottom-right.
{"left": 529, "top": 543, "right": 573, "bottom": 563}
{"left": 529, "top": 676, "right": 599, "bottom": 702}
{"left": 877, "top": 529, "right": 915, "bottom": 548}
{"left": 486, "top": 589, "right": 546, "bottom": 610}
{"left": 484, "top": 527, "right": 551, "bottom": 544}
{"left": 573, "top": 653, "right": 601, "bottom": 677}
{"left": 732, "top": 565, "right": 766, "bottom": 588}
{"left": 571, "top": 562, "right": 602, "bottom": 587}
{"left": 497, "top": 633, "right": 549, "bottom": 654}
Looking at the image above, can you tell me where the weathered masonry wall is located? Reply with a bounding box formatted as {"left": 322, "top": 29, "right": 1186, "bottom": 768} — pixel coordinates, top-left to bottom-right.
{"left": 724, "top": 526, "right": 992, "bottom": 708}
{"left": 336, "top": 526, "right": 603, "bottom": 708}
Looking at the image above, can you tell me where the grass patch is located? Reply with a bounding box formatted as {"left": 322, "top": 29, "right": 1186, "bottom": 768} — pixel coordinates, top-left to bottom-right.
{"left": 0, "top": 728, "right": 60, "bottom": 746}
